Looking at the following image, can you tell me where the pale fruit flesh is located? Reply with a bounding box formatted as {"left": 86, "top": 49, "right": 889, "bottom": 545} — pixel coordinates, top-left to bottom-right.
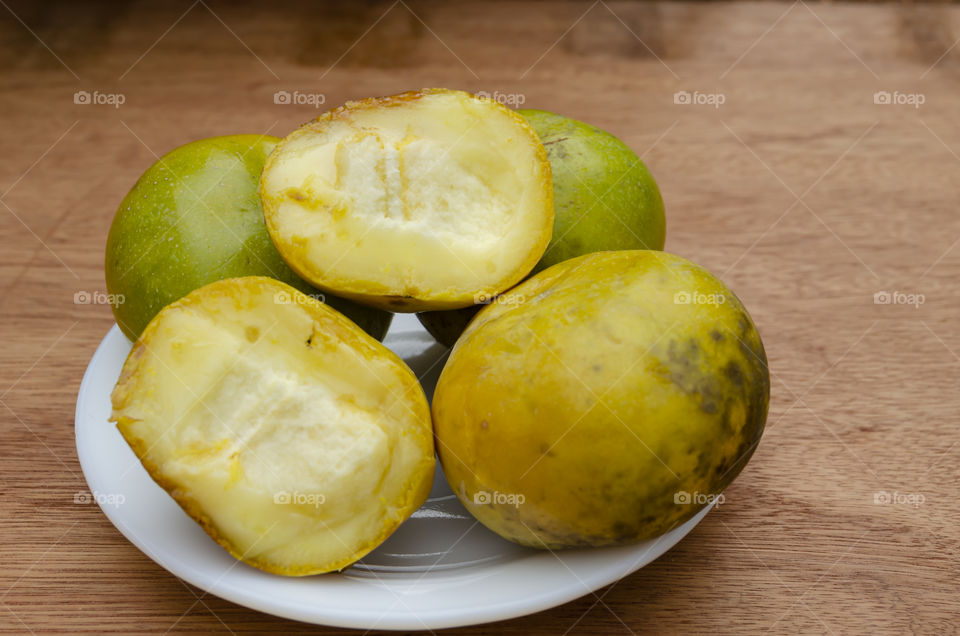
{"left": 110, "top": 277, "right": 434, "bottom": 575}
{"left": 259, "top": 89, "right": 554, "bottom": 312}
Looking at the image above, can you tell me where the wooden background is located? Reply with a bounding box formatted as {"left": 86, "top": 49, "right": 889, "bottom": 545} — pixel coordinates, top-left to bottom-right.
{"left": 1, "top": 0, "right": 958, "bottom": 633}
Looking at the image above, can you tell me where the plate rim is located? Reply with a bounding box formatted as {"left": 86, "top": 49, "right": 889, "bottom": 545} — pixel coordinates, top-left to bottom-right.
{"left": 75, "top": 322, "right": 714, "bottom": 630}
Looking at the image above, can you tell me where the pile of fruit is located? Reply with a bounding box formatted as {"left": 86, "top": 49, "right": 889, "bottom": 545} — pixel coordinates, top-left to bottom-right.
{"left": 105, "top": 88, "right": 769, "bottom": 576}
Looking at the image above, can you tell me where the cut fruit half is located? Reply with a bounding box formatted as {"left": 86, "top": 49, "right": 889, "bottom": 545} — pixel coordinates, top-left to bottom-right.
{"left": 259, "top": 88, "right": 554, "bottom": 312}
{"left": 110, "top": 277, "right": 434, "bottom": 576}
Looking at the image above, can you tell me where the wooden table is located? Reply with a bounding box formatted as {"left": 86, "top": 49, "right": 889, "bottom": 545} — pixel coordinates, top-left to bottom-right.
{"left": 1, "top": 0, "right": 958, "bottom": 633}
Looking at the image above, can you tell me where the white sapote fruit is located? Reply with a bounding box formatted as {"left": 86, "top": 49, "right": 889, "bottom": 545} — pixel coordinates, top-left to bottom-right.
{"left": 259, "top": 88, "right": 554, "bottom": 312}
{"left": 110, "top": 276, "right": 435, "bottom": 575}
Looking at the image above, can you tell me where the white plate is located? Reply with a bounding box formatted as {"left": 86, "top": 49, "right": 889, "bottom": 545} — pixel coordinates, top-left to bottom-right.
{"left": 75, "top": 314, "right": 713, "bottom": 631}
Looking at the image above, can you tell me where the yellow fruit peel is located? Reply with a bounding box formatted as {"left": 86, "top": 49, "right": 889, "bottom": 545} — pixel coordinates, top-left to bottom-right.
{"left": 259, "top": 88, "right": 554, "bottom": 312}
{"left": 110, "top": 276, "right": 434, "bottom": 575}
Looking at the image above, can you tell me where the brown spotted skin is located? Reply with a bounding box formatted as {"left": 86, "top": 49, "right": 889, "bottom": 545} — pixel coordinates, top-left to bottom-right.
{"left": 432, "top": 250, "right": 769, "bottom": 549}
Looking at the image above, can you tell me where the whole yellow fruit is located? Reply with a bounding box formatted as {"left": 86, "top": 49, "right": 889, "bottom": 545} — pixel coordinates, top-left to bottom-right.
{"left": 433, "top": 251, "right": 768, "bottom": 548}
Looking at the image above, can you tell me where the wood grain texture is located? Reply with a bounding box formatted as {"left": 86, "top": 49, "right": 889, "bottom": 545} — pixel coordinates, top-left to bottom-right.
{"left": 1, "top": 0, "right": 958, "bottom": 633}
